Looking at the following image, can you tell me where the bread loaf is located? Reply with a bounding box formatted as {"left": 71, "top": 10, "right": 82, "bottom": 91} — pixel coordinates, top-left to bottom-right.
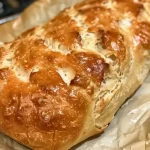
{"left": 0, "top": 0, "right": 150, "bottom": 150}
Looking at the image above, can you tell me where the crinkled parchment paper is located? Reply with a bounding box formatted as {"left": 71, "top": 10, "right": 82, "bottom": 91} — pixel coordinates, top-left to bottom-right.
{"left": 0, "top": 0, "right": 150, "bottom": 150}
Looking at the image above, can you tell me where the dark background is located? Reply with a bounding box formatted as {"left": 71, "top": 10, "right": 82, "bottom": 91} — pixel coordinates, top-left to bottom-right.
{"left": 0, "top": 0, "right": 35, "bottom": 19}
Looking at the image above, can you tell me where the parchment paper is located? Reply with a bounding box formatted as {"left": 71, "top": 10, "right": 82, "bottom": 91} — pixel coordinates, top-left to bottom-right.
{"left": 0, "top": 0, "right": 150, "bottom": 150}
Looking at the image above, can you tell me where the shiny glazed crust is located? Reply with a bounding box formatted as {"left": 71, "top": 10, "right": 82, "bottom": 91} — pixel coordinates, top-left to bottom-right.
{"left": 0, "top": 0, "right": 150, "bottom": 150}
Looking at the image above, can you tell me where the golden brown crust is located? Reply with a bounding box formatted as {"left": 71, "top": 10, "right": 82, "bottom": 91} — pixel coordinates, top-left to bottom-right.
{"left": 101, "top": 31, "right": 126, "bottom": 61}
{"left": 0, "top": 62, "right": 90, "bottom": 149}
{"left": 0, "top": 36, "right": 106, "bottom": 149}
{"left": 44, "top": 10, "right": 82, "bottom": 49}
{"left": 0, "top": 0, "right": 150, "bottom": 150}
{"left": 133, "top": 21, "right": 150, "bottom": 49}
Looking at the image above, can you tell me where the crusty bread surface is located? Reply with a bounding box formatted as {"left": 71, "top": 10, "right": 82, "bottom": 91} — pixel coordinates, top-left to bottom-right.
{"left": 0, "top": 0, "right": 150, "bottom": 150}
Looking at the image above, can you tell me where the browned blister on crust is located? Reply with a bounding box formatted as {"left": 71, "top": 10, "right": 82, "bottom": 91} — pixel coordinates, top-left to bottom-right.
{"left": 0, "top": 0, "right": 150, "bottom": 150}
